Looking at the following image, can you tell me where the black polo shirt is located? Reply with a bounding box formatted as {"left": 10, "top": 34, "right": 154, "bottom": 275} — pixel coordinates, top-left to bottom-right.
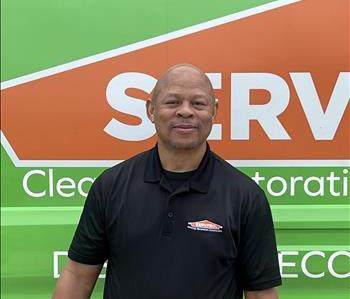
{"left": 68, "top": 144, "right": 281, "bottom": 299}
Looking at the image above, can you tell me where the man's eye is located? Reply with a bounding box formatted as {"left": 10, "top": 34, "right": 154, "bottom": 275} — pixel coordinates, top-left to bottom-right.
{"left": 193, "top": 101, "right": 206, "bottom": 106}
{"left": 166, "top": 101, "right": 178, "bottom": 105}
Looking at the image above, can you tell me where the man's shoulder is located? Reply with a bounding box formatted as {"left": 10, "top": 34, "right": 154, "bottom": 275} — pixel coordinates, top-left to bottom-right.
{"left": 211, "top": 151, "right": 261, "bottom": 194}
{"left": 97, "top": 147, "right": 152, "bottom": 183}
{"left": 112, "top": 148, "right": 151, "bottom": 170}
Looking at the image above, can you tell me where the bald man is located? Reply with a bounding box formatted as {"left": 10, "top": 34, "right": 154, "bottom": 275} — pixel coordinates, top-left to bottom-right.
{"left": 53, "top": 64, "right": 281, "bottom": 299}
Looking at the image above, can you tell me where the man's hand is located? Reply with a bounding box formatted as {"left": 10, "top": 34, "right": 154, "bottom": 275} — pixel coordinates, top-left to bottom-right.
{"left": 244, "top": 288, "right": 279, "bottom": 299}
{"left": 52, "top": 259, "right": 103, "bottom": 299}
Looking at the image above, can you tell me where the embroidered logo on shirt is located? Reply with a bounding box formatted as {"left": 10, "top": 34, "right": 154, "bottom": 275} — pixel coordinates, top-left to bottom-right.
{"left": 187, "top": 220, "right": 223, "bottom": 233}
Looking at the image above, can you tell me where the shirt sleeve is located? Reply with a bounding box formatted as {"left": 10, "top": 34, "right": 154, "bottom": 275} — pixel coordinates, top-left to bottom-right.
{"left": 68, "top": 175, "right": 109, "bottom": 265}
{"left": 238, "top": 189, "right": 282, "bottom": 291}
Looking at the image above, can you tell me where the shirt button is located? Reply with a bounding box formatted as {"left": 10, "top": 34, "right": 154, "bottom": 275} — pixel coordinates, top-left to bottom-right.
{"left": 168, "top": 211, "right": 174, "bottom": 218}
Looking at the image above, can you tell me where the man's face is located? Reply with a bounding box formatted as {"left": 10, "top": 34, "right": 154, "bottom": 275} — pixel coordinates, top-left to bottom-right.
{"left": 147, "top": 66, "right": 217, "bottom": 150}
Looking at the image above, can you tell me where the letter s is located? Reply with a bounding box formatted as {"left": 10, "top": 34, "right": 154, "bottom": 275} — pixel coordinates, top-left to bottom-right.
{"left": 104, "top": 72, "right": 157, "bottom": 141}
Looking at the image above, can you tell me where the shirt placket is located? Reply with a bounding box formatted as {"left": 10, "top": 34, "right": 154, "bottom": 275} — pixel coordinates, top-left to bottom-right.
{"left": 160, "top": 177, "right": 190, "bottom": 237}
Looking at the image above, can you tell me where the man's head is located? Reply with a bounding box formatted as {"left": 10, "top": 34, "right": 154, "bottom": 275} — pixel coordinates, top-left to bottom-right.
{"left": 147, "top": 64, "right": 217, "bottom": 151}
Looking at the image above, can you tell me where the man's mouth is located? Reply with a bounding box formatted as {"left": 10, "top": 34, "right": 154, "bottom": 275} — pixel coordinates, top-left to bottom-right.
{"left": 172, "top": 124, "right": 197, "bottom": 132}
{"left": 173, "top": 124, "right": 197, "bottom": 129}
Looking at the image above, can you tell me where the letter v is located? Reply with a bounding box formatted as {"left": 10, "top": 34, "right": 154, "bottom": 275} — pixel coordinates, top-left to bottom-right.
{"left": 290, "top": 72, "right": 350, "bottom": 140}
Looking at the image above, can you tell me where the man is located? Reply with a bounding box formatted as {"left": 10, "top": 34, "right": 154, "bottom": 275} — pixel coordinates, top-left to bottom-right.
{"left": 53, "top": 64, "right": 281, "bottom": 299}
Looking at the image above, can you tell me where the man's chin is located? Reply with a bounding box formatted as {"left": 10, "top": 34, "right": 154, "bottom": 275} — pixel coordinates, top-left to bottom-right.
{"left": 168, "top": 140, "right": 202, "bottom": 150}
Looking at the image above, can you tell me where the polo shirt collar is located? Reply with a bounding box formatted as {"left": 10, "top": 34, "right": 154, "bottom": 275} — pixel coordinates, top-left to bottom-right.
{"left": 144, "top": 143, "right": 214, "bottom": 193}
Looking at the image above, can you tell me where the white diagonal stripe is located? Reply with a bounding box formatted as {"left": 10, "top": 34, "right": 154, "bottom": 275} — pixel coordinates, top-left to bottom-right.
{"left": 1, "top": 0, "right": 302, "bottom": 90}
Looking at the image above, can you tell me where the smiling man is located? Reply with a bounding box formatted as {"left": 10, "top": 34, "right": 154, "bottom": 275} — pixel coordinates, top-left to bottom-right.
{"left": 53, "top": 64, "right": 281, "bottom": 299}
{"left": 147, "top": 64, "right": 217, "bottom": 171}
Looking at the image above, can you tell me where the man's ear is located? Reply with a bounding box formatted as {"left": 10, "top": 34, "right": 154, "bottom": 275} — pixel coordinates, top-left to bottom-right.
{"left": 146, "top": 100, "right": 155, "bottom": 123}
{"left": 212, "top": 98, "right": 219, "bottom": 120}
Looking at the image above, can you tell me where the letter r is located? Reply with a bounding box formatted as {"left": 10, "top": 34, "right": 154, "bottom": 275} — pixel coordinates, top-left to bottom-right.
{"left": 231, "top": 73, "right": 291, "bottom": 140}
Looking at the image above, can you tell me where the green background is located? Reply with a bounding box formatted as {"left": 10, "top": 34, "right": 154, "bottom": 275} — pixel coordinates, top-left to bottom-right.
{"left": 1, "top": 0, "right": 349, "bottom": 298}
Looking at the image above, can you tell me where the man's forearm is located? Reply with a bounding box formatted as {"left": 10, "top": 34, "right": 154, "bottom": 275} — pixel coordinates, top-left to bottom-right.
{"left": 244, "top": 288, "right": 279, "bottom": 299}
{"left": 52, "top": 260, "right": 102, "bottom": 299}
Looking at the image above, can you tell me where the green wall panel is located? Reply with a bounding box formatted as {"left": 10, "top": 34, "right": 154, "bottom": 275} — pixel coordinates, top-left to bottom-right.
{"left": 1, "top": 0, "right": 349, "bottom": 298}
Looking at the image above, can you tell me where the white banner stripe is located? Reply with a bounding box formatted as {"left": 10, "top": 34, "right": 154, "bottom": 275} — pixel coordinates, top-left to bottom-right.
{"left": 2, "top": 131, "right": 349, "bottom": 167}
{"left": 8, "top": 160, "right": 350, "bottom": 167}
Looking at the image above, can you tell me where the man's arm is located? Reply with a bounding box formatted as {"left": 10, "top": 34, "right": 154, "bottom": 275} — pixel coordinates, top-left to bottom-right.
{"left": 244, "top": 288, "right": 279, "bottom": 299}
{"left": 52, "top": 259, "right": 103, "bottom": 299}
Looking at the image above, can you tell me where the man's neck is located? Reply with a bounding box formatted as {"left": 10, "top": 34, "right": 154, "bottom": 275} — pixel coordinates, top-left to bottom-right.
{"left": 157, "top": 141, "right": 207, "bottom": 172}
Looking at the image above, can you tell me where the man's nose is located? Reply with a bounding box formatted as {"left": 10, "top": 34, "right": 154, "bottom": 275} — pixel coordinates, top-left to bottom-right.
{"left": 176, "top": 102, "right": 194, "bottom": 118}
